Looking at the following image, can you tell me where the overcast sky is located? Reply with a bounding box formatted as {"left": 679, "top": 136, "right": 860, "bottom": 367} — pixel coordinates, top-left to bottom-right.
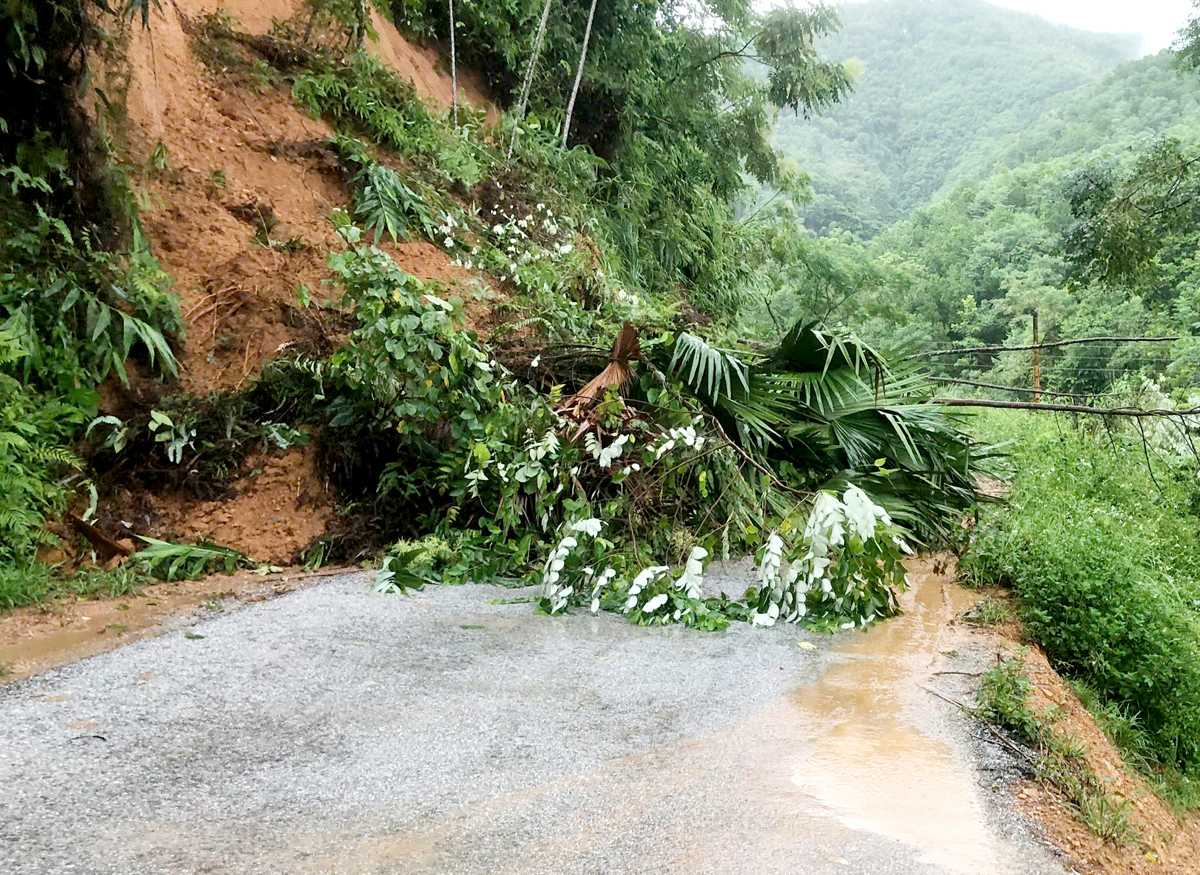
{"left": 838, "top": 0, "right": 1196, "bottom": 56}
{"left": 988, "top": 0, "right": 1193, "bottom": 54}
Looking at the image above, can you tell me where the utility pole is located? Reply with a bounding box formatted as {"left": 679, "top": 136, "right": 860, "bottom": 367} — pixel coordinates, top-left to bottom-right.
{"left": 1032, "top": 311, "right": 1041, "bottom": 404}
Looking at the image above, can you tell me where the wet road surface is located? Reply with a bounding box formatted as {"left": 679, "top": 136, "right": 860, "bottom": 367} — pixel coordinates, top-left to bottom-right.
{"left": 0, "top": 562, "right": 1069, "bottom": 874}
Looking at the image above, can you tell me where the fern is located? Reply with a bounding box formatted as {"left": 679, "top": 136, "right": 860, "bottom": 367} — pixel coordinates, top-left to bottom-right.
{"left": 0, "top": 328, "right": 24, "bottom": 365}
{"left": 0, "top": 369, "right": 86, "bottom": 564}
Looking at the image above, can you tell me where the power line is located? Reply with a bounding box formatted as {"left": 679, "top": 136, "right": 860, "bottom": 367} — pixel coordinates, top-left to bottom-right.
{"left": 929, "top": 376, "right": 1121, "bottom": 400}
{"left": 934, "top": 398, "right": 1200, "bottom": 417}
{"left": 908, "top": 335, "right": 1183, "bottom": 359}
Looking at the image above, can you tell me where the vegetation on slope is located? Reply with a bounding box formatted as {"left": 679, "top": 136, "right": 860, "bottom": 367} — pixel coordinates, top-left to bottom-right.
{"left": 0, "top": 0, "right": 983, "bottom": 630}
{"left": 771, "top": 0, "right": 1138, "bottom": 235}
{"left": 964, "top": 412, "right": 1200, "bottom": 801}
{"left": 751, "top": 40, "right": 1200, "bottom": 403}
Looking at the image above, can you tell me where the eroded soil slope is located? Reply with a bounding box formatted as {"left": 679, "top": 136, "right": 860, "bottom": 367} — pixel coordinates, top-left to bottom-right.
{"left": 94, "top": 0, "right": 498, "bottom": 562}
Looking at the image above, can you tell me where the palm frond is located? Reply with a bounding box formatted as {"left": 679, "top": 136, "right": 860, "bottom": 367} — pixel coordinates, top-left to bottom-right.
{"left": 660, "top": 317, "right": 990, "bottom": 543}
{"left": 669, "top": 332, "right": 752, "bottom": 405}
{"left": 766, "top": 319, "right": 889, "bottom": 382}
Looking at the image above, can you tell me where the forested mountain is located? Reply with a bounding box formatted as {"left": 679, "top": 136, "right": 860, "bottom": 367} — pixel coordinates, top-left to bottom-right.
{"left": 772, "top": 0, "right": 1139, "bottom": 235}
{"left": 752, "top": 40, "right": 1200, "bottom": 403}
{"left": 949, "top": 51, "right": 1200, "bottom": 183}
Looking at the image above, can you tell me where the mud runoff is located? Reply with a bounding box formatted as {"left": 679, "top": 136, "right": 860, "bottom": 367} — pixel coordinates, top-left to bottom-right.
{"left": 296, "top": 561, "right": 1056, "bottom": 875}
{"left": 787, "top": 559, "right": 1002, "bottom": 873}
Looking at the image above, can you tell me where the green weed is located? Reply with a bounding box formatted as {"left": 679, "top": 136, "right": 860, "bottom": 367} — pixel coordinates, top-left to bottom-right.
{"left": 975, "top": 657, "right": 1138, "bottom": 843}
{"left": 0, "top": 563, "right": 53, "bottom": 611}
{"left": 0, "top": 561, "right": 152, "bottom": 612}
{"left": 962, "top": 596, "right": 1012, "bottom": 627}
{"left": 1069, "top": 679, "right": 1200, "bottom": 814}
{"left": 68, "top": 564, "right": 147, "bottom": 599}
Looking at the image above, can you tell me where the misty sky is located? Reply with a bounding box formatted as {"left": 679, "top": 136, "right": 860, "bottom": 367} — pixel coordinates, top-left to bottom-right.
{"left": 989, "top": 0, "right": 1193, "bottom": 54}
{"left": 840, "top": 0, "right": 1196, "bottom": 55}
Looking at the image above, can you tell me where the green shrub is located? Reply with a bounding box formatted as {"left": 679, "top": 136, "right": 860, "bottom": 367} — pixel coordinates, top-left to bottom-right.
{"left": 964, "top": 413, "right": 1200, "bottom": 772}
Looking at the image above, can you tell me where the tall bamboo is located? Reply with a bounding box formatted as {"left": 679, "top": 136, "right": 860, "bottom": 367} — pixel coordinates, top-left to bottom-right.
{"left": 560, "top": 0, "right": 598, "bottom": 148}
{"left": 507, "top": 0, "right": 556, "bottom": 159}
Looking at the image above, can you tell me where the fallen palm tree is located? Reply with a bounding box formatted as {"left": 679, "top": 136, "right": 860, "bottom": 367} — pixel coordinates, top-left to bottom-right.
{"left": 555, "top": 321, "right": 642, "bottom": 439}
{"left": 655, "top": 320, "right": 989, "bottom": 542}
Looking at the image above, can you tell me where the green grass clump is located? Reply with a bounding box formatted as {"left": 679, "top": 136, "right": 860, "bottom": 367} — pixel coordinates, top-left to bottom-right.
{"left": 0, "top": 562, "right": 153, "bottom": 612}
{"left": 975, "top": 657, "right": 1138, "bottom": 843}
{"left": 0, "top": 563, "right": 53, "bottom": 610}
{"left": 962, "top": 595, "right": 1013, "bottom": 627}
{"left": 963, "top": 412, "right": 1200, "bottom": 782}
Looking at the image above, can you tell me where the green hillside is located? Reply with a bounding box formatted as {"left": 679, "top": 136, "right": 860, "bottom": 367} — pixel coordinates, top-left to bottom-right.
{"left": 949, "top": 50, "right": 1200, "bottom": 184}
{"left": 772, "top": 0, "right": 1138, "bottom": 235}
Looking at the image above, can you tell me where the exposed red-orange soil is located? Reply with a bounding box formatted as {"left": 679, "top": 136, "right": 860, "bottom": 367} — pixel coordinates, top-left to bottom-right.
{"left": 145, "top": 446, "right": 333, "bottom": 563}
{"left": 168, "top": 0, "right": 495, "bottom": 113}
{"left": 77, "top": 0, "right": 504, "bottom": 564}
{"left": 984, "top": 620, "right": 1200, "bottom": 873}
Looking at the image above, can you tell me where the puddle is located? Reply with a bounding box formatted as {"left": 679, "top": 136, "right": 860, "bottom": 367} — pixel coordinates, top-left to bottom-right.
{"left": 788, "top": 558, "right": 995, "bottom": 874}
{"left": 301, "top": 560, "right": 1017, "bottom": 875}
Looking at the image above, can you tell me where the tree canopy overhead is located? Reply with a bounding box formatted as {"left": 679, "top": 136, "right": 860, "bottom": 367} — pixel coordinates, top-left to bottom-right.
{"left": 390, "top": 0, "right": 857, "bottom": 312}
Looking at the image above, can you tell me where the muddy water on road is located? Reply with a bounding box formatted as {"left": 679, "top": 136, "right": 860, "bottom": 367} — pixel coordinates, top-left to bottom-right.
{"left": 307, "top": 560, "right": 1028, "bottom": 875}
{"left": 788, "top": 558, "right": 997, "bottom": 874}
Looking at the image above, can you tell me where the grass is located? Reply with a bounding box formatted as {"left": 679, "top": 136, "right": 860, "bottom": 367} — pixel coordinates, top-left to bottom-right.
{"left": 0, "top": 562, "right": 152, "bottom": 613}
{"left": 0, "top": 564, "right": 54, "bottom": 610}
{"left": 962, "top": 410, "right": 1200, "bottom": 809}
{"left": 961, "top": 595, "right": 1012, "bottom": 627}
{"left": 974, "top": 657, "right": 1138, "bottom": 843}
{"left": 1069, "top": 679, "right": 1200, "bottom": 814}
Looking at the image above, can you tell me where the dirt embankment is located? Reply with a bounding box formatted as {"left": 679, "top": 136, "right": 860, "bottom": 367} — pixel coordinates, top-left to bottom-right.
{"left": 978, "top": 603, "right": 1200, "bottom": 874}
{"left": 89, "top": 0, "right": 499, "bottom": 563}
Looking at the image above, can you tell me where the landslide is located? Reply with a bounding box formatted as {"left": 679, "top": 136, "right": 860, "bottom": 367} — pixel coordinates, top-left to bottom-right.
{"left": 91, "top": 0, "right": 497, "bottom": 565}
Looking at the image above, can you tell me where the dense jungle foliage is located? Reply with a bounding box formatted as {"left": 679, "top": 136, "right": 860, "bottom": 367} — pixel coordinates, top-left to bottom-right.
{"left": 0, "top": 0, "right": 982, "bottom": 630}
{"left": 761, "top": 11, "right": 1200, "bottom": 403}
{"left": 6, "top": 0, "right": 1200, "bottom": 815}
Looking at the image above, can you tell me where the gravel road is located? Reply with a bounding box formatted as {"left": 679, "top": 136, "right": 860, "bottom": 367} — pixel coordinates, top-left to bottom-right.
{"left": 0, "top": 570, "right": 1071, "bottom": 874}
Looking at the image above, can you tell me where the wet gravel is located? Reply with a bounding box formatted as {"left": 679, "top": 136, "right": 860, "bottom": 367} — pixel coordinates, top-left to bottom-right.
{"left": 0, "top": 572, "right": 1070, "bottom": 874}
